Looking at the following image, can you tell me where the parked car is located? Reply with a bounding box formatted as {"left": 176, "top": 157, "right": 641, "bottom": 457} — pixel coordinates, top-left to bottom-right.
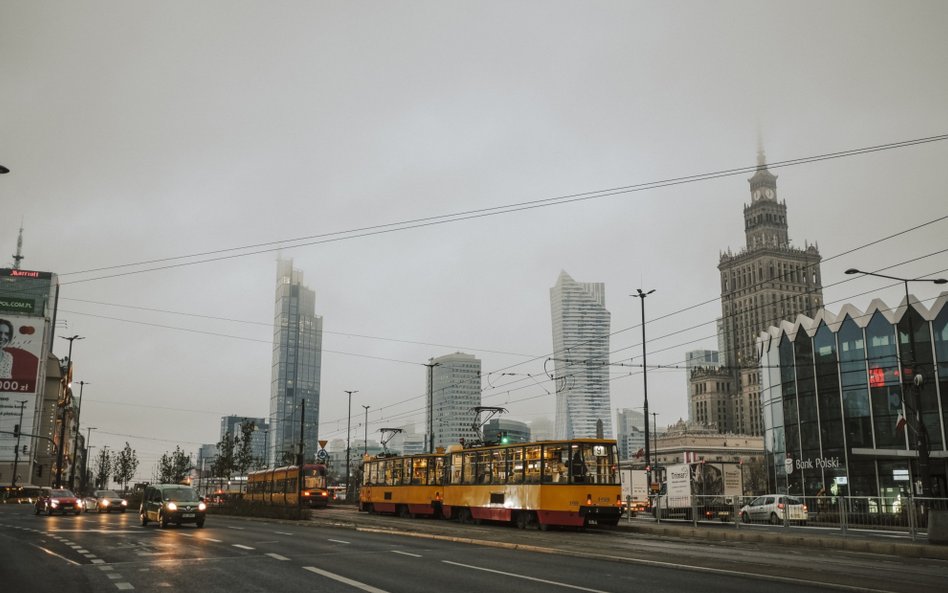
{"left": 34, "top": 488, "right": 81, "bottom": 516}
{"left": 92, "top": 489, "right": 128, "bottom": 513}
{"left": 140, "top": 484, "right": 207, "bottom": 528}
{"left": 740, "top": 494, "right": 808, "bottom": 525}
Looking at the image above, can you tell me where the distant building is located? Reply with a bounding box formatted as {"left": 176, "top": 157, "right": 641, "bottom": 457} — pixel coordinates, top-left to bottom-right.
{"left": 550, "top": 271, "right": 612, "bottom": 440}
{"left": 268, "top": 258, "right": 323, "bottom": 466}
{"left": 655, "top": 419, "right": 765, "bottom": 493}
{"left": 615, "top": 408, "right": 646, "bottom": 461}
{"left": 483, "top": 418, "right": 530, "bottom": 444}
{"left": 220, "top": 415, "right": 268, "bottom": 464}
{"left": 427, "top": 352, "right": 481, "bottom": 449}
{"left": 693, "top": 149, "right": 823, "bottom": 436}
{"left": 685, "top": 350, "right": 720, "bottom": 421}
{"left": 0, "top": 264, "right": 62, "bottom": 488}
{"left": 529, "top": 417, "right": 554, "bottom": 441}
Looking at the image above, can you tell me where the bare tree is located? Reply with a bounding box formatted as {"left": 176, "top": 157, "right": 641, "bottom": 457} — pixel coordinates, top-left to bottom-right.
{"left": 158, "top": 446, "right": 192, "bottom": 483}
{"left": 93, "top": 448, "right": 113, "bottom": 490}
{"left": 112, "top": 442, "right": 139, "bottom": 494}
{"left": 234, "top": 421, "right": 257, "bottom": 492}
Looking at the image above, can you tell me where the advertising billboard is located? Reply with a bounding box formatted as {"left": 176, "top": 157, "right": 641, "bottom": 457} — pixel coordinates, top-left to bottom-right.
{"left": 0, "top": 315, "right": 44, "bottom": 462}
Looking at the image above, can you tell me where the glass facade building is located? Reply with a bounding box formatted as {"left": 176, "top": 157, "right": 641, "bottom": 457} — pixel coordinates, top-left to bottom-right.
{"left": 268, "top": 258, "right": 323, "bottom": 467}
{"left": 759, "top": 293, "right": 948, "bottom": 500}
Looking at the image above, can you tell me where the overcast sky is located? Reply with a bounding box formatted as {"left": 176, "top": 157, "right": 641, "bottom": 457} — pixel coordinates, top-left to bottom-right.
{"left": 3, "top": 1, "right": 947, "bottom": 482}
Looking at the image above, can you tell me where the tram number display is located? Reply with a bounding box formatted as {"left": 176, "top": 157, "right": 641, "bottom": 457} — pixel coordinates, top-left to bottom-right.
{"left": 593, "top": 445, "right": 607, "bottom": 456}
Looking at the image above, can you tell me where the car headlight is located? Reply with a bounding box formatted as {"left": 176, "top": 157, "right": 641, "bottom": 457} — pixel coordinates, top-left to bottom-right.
{"left": 198, "top": 502, "right": 207, "bottom": 511}
{"left": 121, "top": 500, "right": 127, "bottom": 506}
{"left": 102, "top": 500, "right": 110, "bottom": 506}
{"left": 167, "top": 502, "right": 178, "bottom": 511}
{"left": 51, "top": 500, "right": 59, "bottom": 507}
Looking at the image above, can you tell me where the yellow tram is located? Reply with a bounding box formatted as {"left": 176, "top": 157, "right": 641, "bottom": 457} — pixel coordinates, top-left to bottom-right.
{"left": 360, "top": 439, "right": 622, "bottom": 529}
{"left": 246, "top": 463, "right": 332, "bottom": 508}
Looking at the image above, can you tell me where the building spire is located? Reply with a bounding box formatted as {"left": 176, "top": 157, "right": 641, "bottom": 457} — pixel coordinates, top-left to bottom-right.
{"left": 756, "top": 129, "right": 767, "bottom": 170}
{"left": 11, "top": 221, "right": 25, "bottom": 270}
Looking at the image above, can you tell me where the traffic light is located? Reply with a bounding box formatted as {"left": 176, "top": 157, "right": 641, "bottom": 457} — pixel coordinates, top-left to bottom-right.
{"left": 13, "top": 424, "right": 19, "bottom": 438}
{"left": 500, "top": 431, "right": 510, "bottom": 444}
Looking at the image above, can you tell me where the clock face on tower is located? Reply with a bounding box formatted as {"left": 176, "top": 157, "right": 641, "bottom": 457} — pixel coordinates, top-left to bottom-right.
{"left": 764, "top": 188, "right": 774, "bottom": 199}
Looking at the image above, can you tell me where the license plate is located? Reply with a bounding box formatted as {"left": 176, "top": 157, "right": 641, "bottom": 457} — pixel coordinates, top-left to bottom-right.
{"left": 182, "top": 513, "right": 195, "bottom": 518}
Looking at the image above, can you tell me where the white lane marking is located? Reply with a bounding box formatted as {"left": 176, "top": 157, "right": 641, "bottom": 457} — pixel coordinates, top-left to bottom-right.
{"left": 203, "top": 538, "right": 222, "bottom": 543}
{"left": 91, "top": 559, "right": 106, "bottom": 564}
{"left": 107, "top": 574, "right": 122, "bottom": 580}
{"left": 442, "top": 561, "right": 612, "bottom": 593}
{"left": 391, "top": 550, "right": 422, "bottom": 558}
{"left": 232, "top": 544, "right": 255, "bottom": 550}
{"left": 266, "top": 553, "right": 290, "bottom": 561}
{"left": 274, "top": 531, "right": 293, "bottom": 535}
{"left": 33, "top": 544, "right": 80, "bottom": 566}
{"left": 77, "top": 549, "right": 89, "bottom": 554}
{"left": 328, "top": 539, "right": 350, "bottom": 544}
{"left": 227, "top": 526, "right": 245, "bottom": 530}
{"left": 303, "top": 566, "right": 390, "bottom": 593}
{"left": 115, "top": 583, "right": 134, "bottom": 590}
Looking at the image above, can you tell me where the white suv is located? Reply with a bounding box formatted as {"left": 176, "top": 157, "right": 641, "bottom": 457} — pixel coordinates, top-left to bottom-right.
{"left": 740, "top": 495, "right": 808, "bottom": 525}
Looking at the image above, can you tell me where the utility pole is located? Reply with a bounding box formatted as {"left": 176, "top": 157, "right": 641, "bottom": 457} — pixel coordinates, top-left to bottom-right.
{"left": 344, "top": 390, "right": 358, "bottom": 502}
{"left": 362, "top": 405, "right": 370, "bottom": 457}
{"left": 11, "top": 400, "right": 26, "bottom": 488}
{"left": 633, "top": 289, "right": 655, "bottom": 494}
{"left": 423, "top": 362, "right": 440, "bottom": 453}
{"left": 56, "top": 335, "right": 83, "bottom": 488}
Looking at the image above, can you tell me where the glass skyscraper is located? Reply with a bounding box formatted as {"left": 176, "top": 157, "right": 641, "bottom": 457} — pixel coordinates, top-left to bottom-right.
{"left": 268, "top": 258, "right": 323, "bottom": 467}
{"left": 550, "top": 271, "right": 612, "bottom": 440}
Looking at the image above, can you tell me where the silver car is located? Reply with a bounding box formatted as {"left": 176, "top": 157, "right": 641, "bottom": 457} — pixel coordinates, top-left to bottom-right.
{"left": 93, "top": 489, "right": 128, "bottom": 513}
{"left": 740, "top": 494, "right": 808, "bottom": 525}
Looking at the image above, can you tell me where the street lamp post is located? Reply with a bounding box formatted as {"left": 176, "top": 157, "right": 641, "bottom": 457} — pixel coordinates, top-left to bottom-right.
{"left": 845, "top": 268, "right": 947, "bottom": 498}
{"left": 424, "top": 362, "right": 440, "bottom": 453}
{"left": 344, "top": 390, "right": 358, "bottom": 501}
{"left": 633, "top": 289, "right": 655, "bottom": 495}
{"left": 56, "top": 335, "right": 84, "bottom": 488}
{"left": 69, "top": 380, "right": 90, "bottom": 490}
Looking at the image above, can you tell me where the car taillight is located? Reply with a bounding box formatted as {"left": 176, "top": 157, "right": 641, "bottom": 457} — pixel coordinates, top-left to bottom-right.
{"left": 616, "top": 495, "right": 622, "bottom": 507}
{"left": 777, "top": 502, "right": 785, "bottom": 509}
{"left": 586, "top": 494, "right": 592, "bottom": 505}
{"left": 802, "top": 504, "right": 808, "bottom": 512}
{"left": 303, "top": 491, "right": 311, "bottom": 497}
{"left": 435, "top": 492, "right": 442, "bottom": 502}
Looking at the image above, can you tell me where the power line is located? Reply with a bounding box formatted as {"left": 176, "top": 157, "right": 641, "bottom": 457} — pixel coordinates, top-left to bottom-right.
{"left": 52, "top": 133, "right": 948, "bottom": 286}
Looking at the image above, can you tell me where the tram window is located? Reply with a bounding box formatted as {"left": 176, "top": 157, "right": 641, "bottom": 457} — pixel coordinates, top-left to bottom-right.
{"left": 431, "top": 456, "right": 445, "bottom": 486}
{"left": 490, "top": 449, "right": 509, "bottom": 484}
{"left": 543, "top": 445, "right": 569, "bottom": 483}
{"left": 450, "top": 454, "right": 463, "bottom": 485}
{"left": 524, "top": 445, "right": 541, "bottom": 483}
{"left": 569, "top": 445, "right": 588, "bottom": 483}
{"left": 412, "top": 458, "right": 428, "bottom": 485}
{"left": 510, "top": 447, "right": 525, "bottom": 484}
{"left": 402, "top": 459, "right": 413, "bottom": 485}
{"left": 392, "top": 459, "right": 404, "bottom": 485}
{"left": 383, "top": 460, "right": 394, "bottom": 486}
{"left": 476, "top": 450, "right": 493, "bottom": 484}
{"left": 462, "top": 452, "right": 477, "bottom": 485}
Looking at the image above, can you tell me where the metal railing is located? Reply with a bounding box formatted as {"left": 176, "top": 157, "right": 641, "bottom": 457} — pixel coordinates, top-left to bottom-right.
{"left": 648, "top": 493, "right": 948, "bottom": 541}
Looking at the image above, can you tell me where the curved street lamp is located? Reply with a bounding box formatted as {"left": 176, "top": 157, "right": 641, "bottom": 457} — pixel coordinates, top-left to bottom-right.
{"left": 844, "top": 268, "right": 947, "bottom": 497}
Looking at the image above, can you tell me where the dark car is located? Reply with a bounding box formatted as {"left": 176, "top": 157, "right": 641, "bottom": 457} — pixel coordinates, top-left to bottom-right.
{"left": 34, "top": 488, "right": 81, "bottom": 516}
{"left": 140, "top": 484, "right": 207, "bottom": 528}
{"left": 92, "top": 489, "right": 128, "bottom": 513}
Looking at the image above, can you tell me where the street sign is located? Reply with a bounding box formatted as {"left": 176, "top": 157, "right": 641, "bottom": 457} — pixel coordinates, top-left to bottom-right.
{"left": 318, "top": 440, "right": 328, "bottom": 449}
{"left": 316, "top": 449, "right": 329, "bottom": 460}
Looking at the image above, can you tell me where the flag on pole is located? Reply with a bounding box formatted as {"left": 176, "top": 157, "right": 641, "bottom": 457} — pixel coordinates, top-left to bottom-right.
{"left": 896, "top": 415, "right": 907, "bottom": 432}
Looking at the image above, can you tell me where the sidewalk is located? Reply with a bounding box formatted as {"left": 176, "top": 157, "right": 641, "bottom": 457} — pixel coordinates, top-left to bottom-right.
{"left": 616, "top": 516, "right": 948, "bottom": 561}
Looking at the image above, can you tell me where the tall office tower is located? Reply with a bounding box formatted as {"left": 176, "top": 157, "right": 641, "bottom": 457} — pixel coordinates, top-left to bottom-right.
{"left": 220, "top": 415, "right": 269, "bottom": 463}
{"left": 268, "top": 258, "right": 323, "bottom": 466}
{"left": 615, "top": 408, "right": 646, "bottom": 461}
{"left": 550, "top": 271, "right": 613, "bottom": 440}
{"left": 713, "top": 149, "right": 823, "bottom": 435}
{"left": 427, "top": 352, "right": 481, "bottom": 450}
{"left": 685, "top": 350, "right": 720, "bottom": 421}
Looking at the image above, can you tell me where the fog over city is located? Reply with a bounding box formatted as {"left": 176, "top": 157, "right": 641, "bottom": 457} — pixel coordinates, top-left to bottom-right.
{"left": 3, "top": 1, "right": 947, "bottom": 480}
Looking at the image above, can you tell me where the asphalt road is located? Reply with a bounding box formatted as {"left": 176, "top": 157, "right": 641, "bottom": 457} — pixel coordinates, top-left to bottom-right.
{"left": 1, "top": 504, "right": 945, "bottom": 593}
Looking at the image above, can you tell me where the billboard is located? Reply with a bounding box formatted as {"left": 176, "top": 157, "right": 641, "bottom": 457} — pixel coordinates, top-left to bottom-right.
{"left": 0, "top": 315, "right": 44, "bottom": 462}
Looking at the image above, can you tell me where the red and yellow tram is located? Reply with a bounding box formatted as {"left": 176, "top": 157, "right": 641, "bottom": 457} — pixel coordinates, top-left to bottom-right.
{"left": 360, "top": 439, "right": 622, "bottom": 529}
{"left": 247, "top": 463, "right": 332, "bottom": 508}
